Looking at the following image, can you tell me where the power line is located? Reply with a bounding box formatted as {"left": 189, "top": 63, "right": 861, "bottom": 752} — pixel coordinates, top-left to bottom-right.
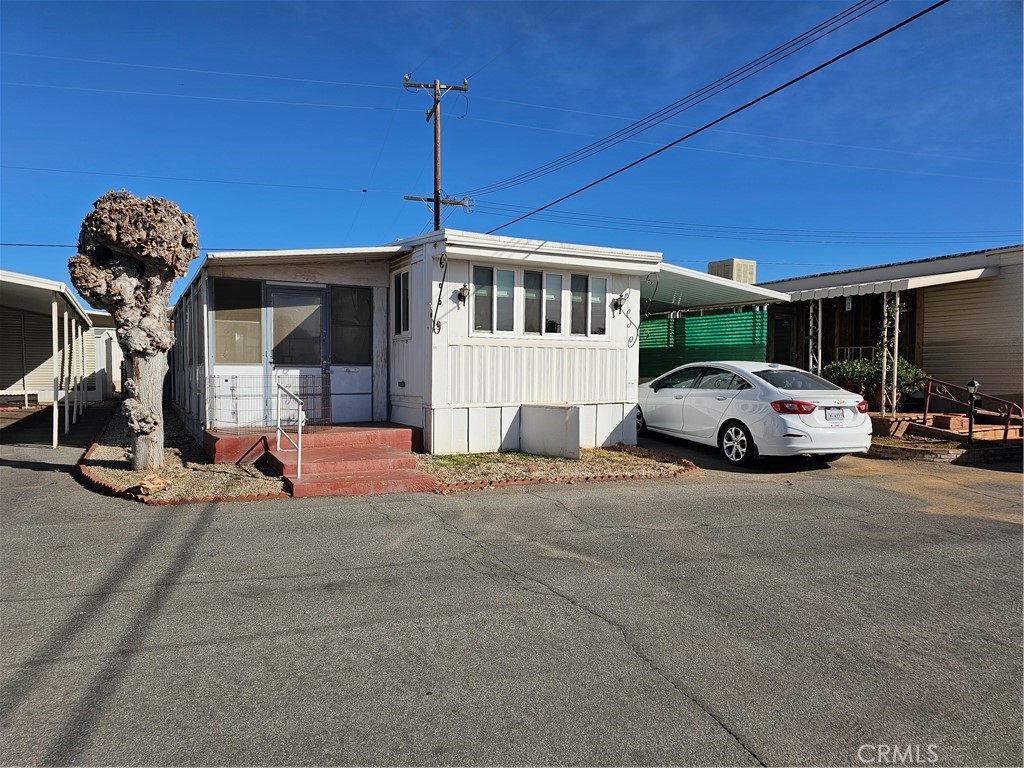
{"left": 468, "top": 207, "right": 1018, "bottom": 245}
{"left": 8, "top": 44, "right": 1010, "bottom": 170}
{"left": 486, "top": 0, "right": 953, "bottom": 235}
{"left": 459, "top": 117, "right": 1019, "bottom": 184}
{"left": 470, "top": 202, "right": 1020, "bottom": 238}
{"left": 1, "top": 51, "right": 397, "bottom": 90}
{"left": 459, "top": 0, "right": 890, "bottom": 197}
{"left": 1, "top": 165, "right": 384, "bottom": 194}
{"left": 1, "top": 81, "right": 420, "bottom": 112}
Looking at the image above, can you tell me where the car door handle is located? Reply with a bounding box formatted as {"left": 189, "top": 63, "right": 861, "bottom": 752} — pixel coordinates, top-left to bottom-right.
{"left": 674, "top": 394, "right": 685, "bottom": 399}
{"left": 716, "top": 396, "right": 727, "bottom": 401}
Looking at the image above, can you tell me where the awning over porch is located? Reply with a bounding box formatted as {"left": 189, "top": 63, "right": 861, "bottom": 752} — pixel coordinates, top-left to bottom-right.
{"left": 787, "top": 267, "right": 999, "bottom": 302}
{"left": 641, "top": 263, "right": 790, "bottom": 315}
{"left": 0, "top": 270, "right": 94, "bottom": 448}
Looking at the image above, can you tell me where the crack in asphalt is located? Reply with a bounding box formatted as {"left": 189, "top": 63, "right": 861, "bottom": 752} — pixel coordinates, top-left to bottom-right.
{"left": 425, "top": 504, "right": 766, "bottom": 767}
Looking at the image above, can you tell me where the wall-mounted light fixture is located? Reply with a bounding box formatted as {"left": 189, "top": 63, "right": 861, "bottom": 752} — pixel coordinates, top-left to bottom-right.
{"left": 611, "top": 293, "right": 626, "bottom": 312}
{"left": 457, "top": 283, "right": 470, "bottom": 305}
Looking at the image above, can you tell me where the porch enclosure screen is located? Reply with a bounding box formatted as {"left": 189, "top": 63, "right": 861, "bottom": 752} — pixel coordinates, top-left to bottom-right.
{"left": 639, "top": 311, "right": 768, "bottom": 379}
{"left": 205, "top": 278, "right": 373, "bottom": 430}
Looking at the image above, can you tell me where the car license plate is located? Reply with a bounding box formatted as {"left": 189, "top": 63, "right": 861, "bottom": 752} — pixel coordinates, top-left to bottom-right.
{"left": 824, "top": 407, "right": 844, "bottom": 422}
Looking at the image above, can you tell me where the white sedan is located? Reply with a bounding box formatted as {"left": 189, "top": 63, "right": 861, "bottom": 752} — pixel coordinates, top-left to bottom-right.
{"left": 636, "top": 361, "right": 872, "bottom": 466}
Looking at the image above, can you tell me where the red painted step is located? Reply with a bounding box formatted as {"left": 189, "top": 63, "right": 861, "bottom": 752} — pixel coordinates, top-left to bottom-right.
{"left": 286, "top": 468, "right": 438, "bottom": 498}
{"left": 266, "top": 444, "right": 418, "bottom": 476}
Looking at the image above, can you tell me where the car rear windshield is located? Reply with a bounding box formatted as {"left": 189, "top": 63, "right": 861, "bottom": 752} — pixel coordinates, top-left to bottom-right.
{"left": 754, "top": 369, "right": 841, "bottom": 391}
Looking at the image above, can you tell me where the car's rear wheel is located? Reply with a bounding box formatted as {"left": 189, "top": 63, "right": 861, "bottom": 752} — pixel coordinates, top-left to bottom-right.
{"left": 719, "top": 421, "right": 758, "bottom": 466}
{"left": 636, "top": 406, "right": 647, "bottom": 436}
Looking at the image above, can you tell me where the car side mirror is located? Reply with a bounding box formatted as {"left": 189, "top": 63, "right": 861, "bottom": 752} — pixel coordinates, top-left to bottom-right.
{"left": 650, "top": 381, "right": 661, "bottom": 392}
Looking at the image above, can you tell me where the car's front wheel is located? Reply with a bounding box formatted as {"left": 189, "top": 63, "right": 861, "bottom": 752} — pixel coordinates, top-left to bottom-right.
{"left": 719, "top": 421, "right": 758, "bottom": 466}
{"left": 636, "top": 406, "right": 647, "bottom": 436}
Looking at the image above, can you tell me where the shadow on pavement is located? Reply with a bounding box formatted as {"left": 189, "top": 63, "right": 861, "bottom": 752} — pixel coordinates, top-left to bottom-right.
{"left": 639, "top": 433, "right": 839, "bottom": 475}
{"left": 0, "top": 402, "right": 117, "bottom": 450}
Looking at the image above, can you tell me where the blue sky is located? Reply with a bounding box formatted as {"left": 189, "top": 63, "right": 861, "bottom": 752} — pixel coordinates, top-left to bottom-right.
{"left": 1, "top": 0, "right": 1021, "bottom": 303}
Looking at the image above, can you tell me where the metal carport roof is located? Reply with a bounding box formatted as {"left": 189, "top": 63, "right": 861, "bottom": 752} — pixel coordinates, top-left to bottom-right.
{"left": 641, "top": 263, "right": 790, "bottom": 315}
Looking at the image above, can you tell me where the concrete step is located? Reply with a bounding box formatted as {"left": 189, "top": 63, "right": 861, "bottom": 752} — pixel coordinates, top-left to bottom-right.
{"left": 285, "top": 468, "right": 438, "bottom": 498}
{"left": 266, "top": 444, "right": 418, "bottom": 476}
{"left": 298, "top": 426, "right": 414, "bottom": 451}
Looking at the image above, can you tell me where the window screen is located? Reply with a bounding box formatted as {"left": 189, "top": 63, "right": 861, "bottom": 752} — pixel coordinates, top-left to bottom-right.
{"left": 473, "top": 266, "right": 493, "bottom": 332}
{"left": 524, "top": 271, "right": 542, "bottom": 334}
{"left": 590, "top": 277, "right": 607, "bottom": 335}
{"left": 570, "top": 274, "right": 588, "bottom": 335}
{"left": 212, "top": 278, "right": 262, "bottom": 364}
{"left": 545, "top": 274, "right": 562, "bottom": 333}
{"left": 330, "top": 286, "right": 372, "bottom": 365}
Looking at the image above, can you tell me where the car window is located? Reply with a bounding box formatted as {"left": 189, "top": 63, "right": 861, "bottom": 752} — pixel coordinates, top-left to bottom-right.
{"left": 754, "top": 369, "right": 840, "bottom": 390}
{"left": 694, "top": 367, "right": 740, "bottom": 390}
{"left": 656, "top": 367, "right": 702, "bottom": 390}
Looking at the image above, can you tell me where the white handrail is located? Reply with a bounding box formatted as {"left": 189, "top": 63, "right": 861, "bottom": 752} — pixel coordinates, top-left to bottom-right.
{"left": 275, "top": 381, "right": 306, "bottom": 479}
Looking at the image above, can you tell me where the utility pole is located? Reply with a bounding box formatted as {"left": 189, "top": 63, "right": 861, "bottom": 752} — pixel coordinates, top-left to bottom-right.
{"left": 403, "top": 76, "right": 471, "bottom": 230}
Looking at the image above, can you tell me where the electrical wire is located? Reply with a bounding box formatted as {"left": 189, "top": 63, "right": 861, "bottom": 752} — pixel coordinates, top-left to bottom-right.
{"left": 485, "top": 0, "right": 953, "bottom": 235}
{"left": 1, "top": 81, "right": 421, "bottom": 112}
{"left": 458, "top": 0, "right": 890, "bottom": 197}
{"left": 1, "top": 165, "right": 383, "bottom": 194}
{"left": 469, "top": 201, "right": 1021, "bottom": 239}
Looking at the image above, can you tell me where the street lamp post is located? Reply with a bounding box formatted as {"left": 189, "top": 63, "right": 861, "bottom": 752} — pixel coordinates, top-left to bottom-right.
{"left": 966, "top": 379, "right": 980, "bottom": 445}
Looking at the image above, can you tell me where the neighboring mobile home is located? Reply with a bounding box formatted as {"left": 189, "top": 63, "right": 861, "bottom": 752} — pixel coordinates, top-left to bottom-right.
{"left": 0, "top": 270, "right": 96, "bottom": 446}
{"left": 760, "top": 245, "right": 1023, "bottom": 405}
{"left": 168, "top": 229, "right": 787, "bottom": 457}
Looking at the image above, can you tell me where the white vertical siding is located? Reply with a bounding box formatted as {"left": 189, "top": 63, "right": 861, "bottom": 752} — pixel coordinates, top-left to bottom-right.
{"left": 922, "top": 254, "right": 1023, "bottom": 404}
{"left": 0, "top": 307, "right": 95, "bottom": 402}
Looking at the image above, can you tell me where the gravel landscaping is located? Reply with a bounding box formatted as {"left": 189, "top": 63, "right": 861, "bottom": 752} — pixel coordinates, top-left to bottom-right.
{"left": 81, "top": 407, "right": 285, "bottom": 501}
{"left": 80, "top": 407, "right": 696, "bottom": 501}
{"left": 417, "top": 445, "right": 695, "bottom": 487}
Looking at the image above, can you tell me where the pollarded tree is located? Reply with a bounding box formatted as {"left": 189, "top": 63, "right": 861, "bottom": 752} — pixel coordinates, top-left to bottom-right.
{"left": 69, "top": 191, "right": 199, "bottom": 470}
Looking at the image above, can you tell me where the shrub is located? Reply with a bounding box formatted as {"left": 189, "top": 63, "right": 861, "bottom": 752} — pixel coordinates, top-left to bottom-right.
{"left": 822, "top": 355, "right": 927, "bottom": 400}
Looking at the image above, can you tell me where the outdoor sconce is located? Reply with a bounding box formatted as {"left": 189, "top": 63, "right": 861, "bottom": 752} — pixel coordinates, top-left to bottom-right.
{"left": 611, "top": 293, "right": 626, "bottom": 312}
{"left": 457, "top": 283, "right": 470, "bottom": 305}
{"left": 966, "top": 378, "right": 980, "bottom": 444}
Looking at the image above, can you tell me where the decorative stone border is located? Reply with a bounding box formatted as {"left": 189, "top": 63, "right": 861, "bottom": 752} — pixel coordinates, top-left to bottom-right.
{"left": 868, "top": 442, "right": 1022, "bottom": 464}
{"left": 75, "top": 431, "right": 291, "bottom": 506}
{"left": 434, "top": 446, "right": 699, "bottom": 493}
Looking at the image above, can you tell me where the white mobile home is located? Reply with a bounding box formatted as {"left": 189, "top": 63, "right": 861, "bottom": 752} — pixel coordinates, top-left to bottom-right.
{"left": 169, "top": 230, "right": 786, "bottom": 457}
{"left": 0, "top": 270, "right": 96, "bottom": 446}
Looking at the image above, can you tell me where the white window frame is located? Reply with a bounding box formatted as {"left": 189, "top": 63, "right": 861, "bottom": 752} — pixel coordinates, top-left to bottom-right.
{"left": 523, "top": 269, "right": 565, "bottom": 336}
{"left": 569, "top": 273, "right": 608, "bottom": 338}
{"left": 471, "top": 264, "right": 516, "bottom": 336}
{"left": 393, "top": 270, "right": 410, "bottom": 338}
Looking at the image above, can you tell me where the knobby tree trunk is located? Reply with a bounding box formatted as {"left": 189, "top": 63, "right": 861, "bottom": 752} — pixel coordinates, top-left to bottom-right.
{"left": 69, "top": 191, "right": 199, "bottom": 471}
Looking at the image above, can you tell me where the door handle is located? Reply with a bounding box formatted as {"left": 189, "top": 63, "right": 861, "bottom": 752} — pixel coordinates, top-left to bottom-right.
{"left": 716, "top": 396, "right": 727, "bottom": 401}
{"left": 674, "top": 394, "right": 685, "bottom": 399}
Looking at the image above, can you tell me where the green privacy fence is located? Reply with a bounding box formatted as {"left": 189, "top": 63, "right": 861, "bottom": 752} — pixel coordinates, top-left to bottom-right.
{"left": 638, "top": 311, "right": 768, "bottom": 378}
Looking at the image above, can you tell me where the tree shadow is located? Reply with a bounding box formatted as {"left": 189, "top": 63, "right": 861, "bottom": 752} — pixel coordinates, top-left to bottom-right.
{"left": 38, "top": 502, "right": 217, "bottom": 765}
{"left": 1, "top": 500, "right": 216, "bottom": 766}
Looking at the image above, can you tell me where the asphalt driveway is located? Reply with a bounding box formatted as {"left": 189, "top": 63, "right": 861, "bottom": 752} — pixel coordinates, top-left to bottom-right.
{"left": 1, "top": 436, "right": 1021, "bottom": 766}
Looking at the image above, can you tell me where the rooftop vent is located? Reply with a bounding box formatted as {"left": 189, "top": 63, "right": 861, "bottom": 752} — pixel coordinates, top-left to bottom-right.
{"left": 708, "top": 258, "right": 756, "bottom": 284}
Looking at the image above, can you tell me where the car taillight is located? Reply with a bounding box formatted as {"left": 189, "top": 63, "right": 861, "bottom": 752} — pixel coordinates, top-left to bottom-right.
{"left": 771, "top": 400, "right": 817, "bottom": 415}
{"left": 856, "top": 400, "right": 869, "bottom": 413}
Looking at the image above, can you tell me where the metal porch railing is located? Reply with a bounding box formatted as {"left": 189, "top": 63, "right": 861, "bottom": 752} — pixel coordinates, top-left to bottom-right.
{"left": 922, "top": 377, "right": 1023, "bottom": 443}
{"left": 275, "top": 382, "right": 306, "bottom": 479}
